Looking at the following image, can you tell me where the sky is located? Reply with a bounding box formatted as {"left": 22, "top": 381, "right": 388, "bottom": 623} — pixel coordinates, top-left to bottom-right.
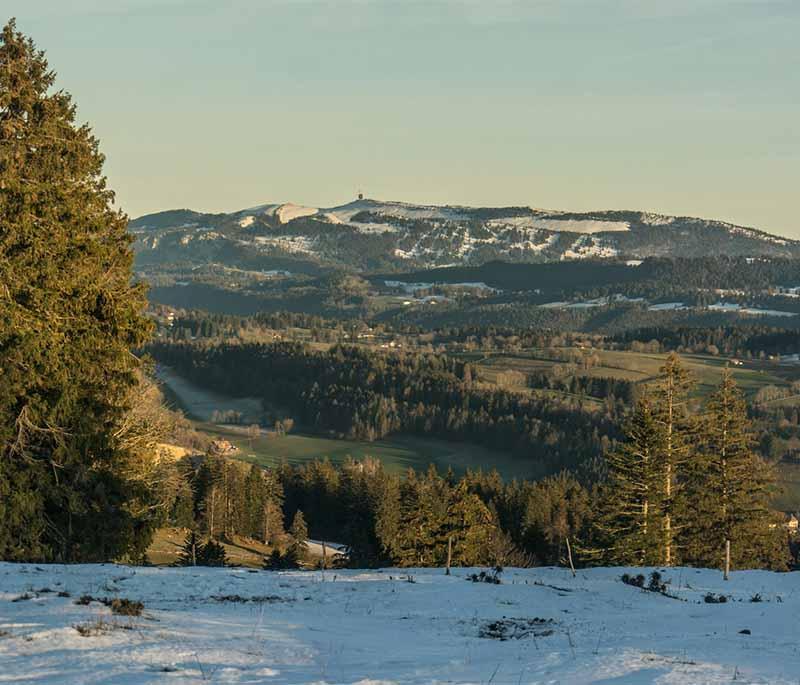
{"left": 6, "top": 1, "right": 800, "bottom": 236}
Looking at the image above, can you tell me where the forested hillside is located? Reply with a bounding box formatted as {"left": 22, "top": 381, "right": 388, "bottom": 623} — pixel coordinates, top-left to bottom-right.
{"left": 149, "top": 341, "right": 620, "bottom": 475}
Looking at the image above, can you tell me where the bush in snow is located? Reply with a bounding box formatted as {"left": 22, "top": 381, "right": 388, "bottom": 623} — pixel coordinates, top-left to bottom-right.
{"left": 110, "top": 599, "right": 144, "bottom": 617}
{"left": 467, "top": 566, "right": 503, "bottom": 584}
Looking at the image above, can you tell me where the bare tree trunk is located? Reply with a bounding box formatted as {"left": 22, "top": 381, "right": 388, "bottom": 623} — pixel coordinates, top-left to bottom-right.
{"left": 224, "top": 466, "right": 231, "bottom": 541}
{"left": 209, "top": 486, "right": 216, "bottom": 539}
{"left": 446, "top": 535, "right": 452, "bottom": 576}
{"left": 724, "top": 539, "right": 730, "bottom": 581}
{"left": 565, "top": 537, "right": 576, "bottom": 578}
{"left": 664, "top": 377, "right": 673, "bottom": 567}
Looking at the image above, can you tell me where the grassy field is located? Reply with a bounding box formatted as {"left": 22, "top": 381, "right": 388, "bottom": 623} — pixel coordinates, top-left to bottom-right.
{"left": 146, "top": 527, "right": 335, "bottom": 568}
{"left": 146, "top": 527, "right": 272, "bottom": 568}
{"left": 199, "top": 423, "right": 549, "bottom": 481}
{"left": 472, "top": 349, "right": 796, "bottom": 399}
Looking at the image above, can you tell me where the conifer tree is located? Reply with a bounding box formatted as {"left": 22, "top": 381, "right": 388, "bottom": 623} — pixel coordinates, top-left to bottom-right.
{"left": 171, "top": 480, "right": 196, "bottom": 529}
{"left": 0, "top": 20, "right": 153, "bottom": 561}
{"left": 392, "top": 467, "right": 451, "bottom": 566}
{"left": 197, "top": 456, "right": 224, "bottom": 539}
{"left": 243, "top": 464, "right": 284, "bottom": 543}
{"left": 287, "top": 510, "right": 309, "bottom": 563}
{"left": 683, "top": 370, "right": 786, "bottom": 569}
{"left": 340, "top": 458, "right": 392, "bottom": 567}
{"left": 445, "top": 480, "right": 497, "bottom": 566}
{"left": 244, "top": 465, "right": 265, "bottom": 538}
{"left": 597, "top": 397, "right": 666, "bottom": 565}
{"left": 177, "top": 530, "right": 201, "bottom": 567}
{"left": 177, "top": 530, "right": 227, "bottom": 567}
{"left": 263, "top": 548, "right": 294, "bottom": 571}
{"left": 650, "top": 352, "right": 695, "bottom": 565}
{"left": 199, "top": 539, "right": 227, "bottom": 567}
{"left": 523, "top": 472, "right": 591, "bottom": 566}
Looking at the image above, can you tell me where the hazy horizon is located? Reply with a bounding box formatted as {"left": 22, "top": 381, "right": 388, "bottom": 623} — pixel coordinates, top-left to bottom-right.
{"left": 6, "top": 1, "right": 799, "bottom": 237}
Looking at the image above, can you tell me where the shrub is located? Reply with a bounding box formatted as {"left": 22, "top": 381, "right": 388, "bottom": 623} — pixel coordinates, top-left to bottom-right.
{"left": 467, "top": 566, "right": 503, "bottom": 585}
{"left": 647, "top": 571, "right": 668, "bottom": 594}
{"left": 621, "top": 573, "right": 645, "bottom": 588}
{"left": 110, "top": 599, "right": 144, "bottom": 617}
{"left": 199, "top": 540, "right": 227, "bottom": 567}
{"left": 177, "top": 532, "right": 228, "bottom": 567}
{"left": 263, "top": 548, "right": 299, "bottom": 571}
{"left": 73, "top": 619, "right": 133, "bottom": 637}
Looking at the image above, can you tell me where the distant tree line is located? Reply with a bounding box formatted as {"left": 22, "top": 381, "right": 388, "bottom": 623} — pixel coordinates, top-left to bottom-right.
{"left": 611, "top": 325, "right": 800, "bottom": 359}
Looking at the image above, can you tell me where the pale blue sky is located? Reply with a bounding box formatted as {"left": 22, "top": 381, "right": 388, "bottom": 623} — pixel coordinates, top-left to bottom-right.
{"left": 7, "top": 1, "right": 800, "bottom": 236}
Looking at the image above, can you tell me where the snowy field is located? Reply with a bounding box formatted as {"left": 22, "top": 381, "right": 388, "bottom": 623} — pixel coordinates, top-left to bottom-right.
{"left": 1, "top": 563, "right": 798, "bottom": 684}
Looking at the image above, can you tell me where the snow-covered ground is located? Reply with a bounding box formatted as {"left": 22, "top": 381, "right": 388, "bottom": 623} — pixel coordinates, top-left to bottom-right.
{"left": 708, "top": 302, "right": 798, "bottom": 317}
{"left": 488, "top": 217, "right": 630, "bottom": 234}
{"left": 155, "top": 365, "right": 263, "bottom": 423}
{"left": 1, "top": 563, "right": 798, "bottom": 684}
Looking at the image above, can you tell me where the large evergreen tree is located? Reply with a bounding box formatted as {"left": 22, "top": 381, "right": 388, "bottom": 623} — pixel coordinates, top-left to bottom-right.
{"left": 650, "top": 352, "right": 695, "bottom": 565}
{"left": 287, "top": 509, "right": 309, "bottom": 563}
{"left": 445, "top": 480, "right": 497, "bottom": 566}
{"left": 391, "top": 467, "right": 452, "bottom": 566}
{"left": 596, "top": 397, "right": 666, "bottom": 565}
{"left": 0, "top": 20, "right": 153, "bottom": 561}
{"left": 683, "top": 369, "right": 786, "bottom": 569}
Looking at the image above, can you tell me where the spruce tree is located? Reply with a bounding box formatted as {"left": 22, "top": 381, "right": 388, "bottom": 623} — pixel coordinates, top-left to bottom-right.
{"left": 597, "top": 397, "right": 666, "bottom": 566}
{"left": 198, "top": 539, "right": 227, "bottom": 567}
{"left": 263, "top": 548, "right": 292, "bottom": 571}
{"left": 0, "top": 20, "right": 153, "bottom": 561}
{"left": 171, "top": 480, "right": 196, "bottom": 529}
{"left": 392, "top": 467, "right": 451, "bottom": 566}
{"left": 242, "top": 464, "right": 284, "bottom": 543}
{"left": 650, "top": 352, "right": 695, "bottom": 566}
{"left": 177, "top": 530, "right": 201, "bottom": 567}
{"left": 287, "top": 510, "right": 309, "bottom": 563}
{"left": 445, "top": 480, "right": 497, "bottom": 567}
{"left": 684, "top": 370, "right": 786, "bottom": 569}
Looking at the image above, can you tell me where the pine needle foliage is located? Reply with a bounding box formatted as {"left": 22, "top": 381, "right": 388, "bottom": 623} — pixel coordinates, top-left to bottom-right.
{"left": 683, "top": 369, "right": 787, "bottom": 569}
{"left": 0, "top": 20, "right": 153, "bottom": 561}
{"left": 596, "top": 397, "right": 666, "bottom": 566}
{"left": 596, "top": 357, "right": 788, "bottom": 571}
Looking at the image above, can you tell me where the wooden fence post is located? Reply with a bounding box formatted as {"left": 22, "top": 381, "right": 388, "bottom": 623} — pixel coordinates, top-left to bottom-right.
{"left": 446, "top": 536, "right": 452, "bottom": 576}
{"left": 565, "top": 537, "right": 576, "bottom": 578}
{"left": 724, "top": 539, "right": 730, "bottom": 581}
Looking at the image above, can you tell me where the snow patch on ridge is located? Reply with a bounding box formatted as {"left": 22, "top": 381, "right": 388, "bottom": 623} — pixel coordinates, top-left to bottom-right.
{"left": 489, "top": 217, "right": 630, "bottom": 234}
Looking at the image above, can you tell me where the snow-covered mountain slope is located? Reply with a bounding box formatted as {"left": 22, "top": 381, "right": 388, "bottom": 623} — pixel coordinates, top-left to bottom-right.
{"left": 1, "top": 563, "right": 797, "bottom": 684}
{"left": 130, "top": 198, "right": 800, "bottom": 272}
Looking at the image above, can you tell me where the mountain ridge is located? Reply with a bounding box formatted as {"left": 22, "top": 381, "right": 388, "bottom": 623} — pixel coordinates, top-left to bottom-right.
{"left": 130, "top": 197, "right": 800, "bottom": 273}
